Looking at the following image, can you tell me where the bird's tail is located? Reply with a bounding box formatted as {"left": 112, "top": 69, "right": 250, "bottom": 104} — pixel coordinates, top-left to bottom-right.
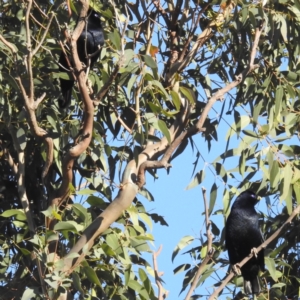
{"left": 244, "top": 276, "right": 261, "bottom": 295}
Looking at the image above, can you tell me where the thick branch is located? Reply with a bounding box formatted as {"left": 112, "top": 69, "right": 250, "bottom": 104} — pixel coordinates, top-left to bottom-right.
{"left": 62, "top": 103, "right": 187, "bottom": 271}
{"left": 50, "top": 2, "right": 93, "bottom": 206}
{"left": 137, "top": 20, "right": 264, "bottom": 187}
{"left": 184, "top": 187, "right": 214, "bottom": 300}
{"left": 208, "top": 203, "right": 300, "bottom": 300}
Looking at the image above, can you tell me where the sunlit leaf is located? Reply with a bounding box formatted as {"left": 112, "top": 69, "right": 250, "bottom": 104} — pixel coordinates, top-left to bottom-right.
{"left": 172, "top": 236, "right": 194, "bottom": 262}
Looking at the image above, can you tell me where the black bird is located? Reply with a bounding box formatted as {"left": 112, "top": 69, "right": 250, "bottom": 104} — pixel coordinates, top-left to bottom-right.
{"left": 58, "top": 10, "right": 104, "bottom": 108}
{"left": 225, "top": 190, "right": 264, "bottom": 295}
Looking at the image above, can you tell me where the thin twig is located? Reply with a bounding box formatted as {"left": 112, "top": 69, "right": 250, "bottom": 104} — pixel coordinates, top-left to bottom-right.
{"left": 25, "top": 0, "right": 34, "bottom": 101}
{"left": 153, "top": 245, "right": 168, "bottom": 299}
{"left": 3, "top": 148, "right": 18, "bottom": 175}
{"left": 113, "top": 109, "right": 133, "bottom": 134}
{"left": 184, "top": 187, "right": 214, "bottom": 300}
{"left": 32, "top": 12, "right": 55, "bottom": 56}
{"left": 0, "top": 34, "right": 18, "bottom": 54}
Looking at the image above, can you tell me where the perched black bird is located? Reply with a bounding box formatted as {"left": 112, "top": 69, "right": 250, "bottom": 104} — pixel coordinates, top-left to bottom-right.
{"left": 225, "top": 190, "right": 264, "bottom": 295}
{"left": 58, "top": 10, "right": 104, "bottom": 108}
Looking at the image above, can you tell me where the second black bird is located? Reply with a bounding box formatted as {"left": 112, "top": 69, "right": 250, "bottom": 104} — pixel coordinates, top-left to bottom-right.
{"left": 59, "top": 10, "right": 104, "bottom": 108}
{"left": 225, "top": 190, "right": 264, "bottom": 295}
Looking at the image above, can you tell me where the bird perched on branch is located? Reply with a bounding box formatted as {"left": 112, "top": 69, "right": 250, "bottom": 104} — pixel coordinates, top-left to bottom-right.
{"left": 225, "top": 190, "right": 265, "bottom": 295}
{"left": 58, "top": 9, "right": 104, "bottom": 108}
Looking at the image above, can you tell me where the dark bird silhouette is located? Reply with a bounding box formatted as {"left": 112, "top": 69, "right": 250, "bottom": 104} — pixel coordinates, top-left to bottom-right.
{"left": 58, "top": 10, "right": 104, "bottom": 108}
{"left": 225, "top": 190, "right": 264, "bottom": 295}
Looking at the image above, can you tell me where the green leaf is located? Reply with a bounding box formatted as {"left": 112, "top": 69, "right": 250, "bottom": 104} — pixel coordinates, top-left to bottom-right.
{"left": 150, "top": 118, "right": 171, "bottom": 144}
{"left": 223, "top": 189, "right": 231, "bottom": 217}
{"left": 1, "top": 209, "right": 26, "bottom": 221}
{"left": 179, "top": 86, "right": 195, "bottom": 104}
{"left": 72, "top": 203, "right": 89, "bottom": 225}
{"left": 151, "top": 80, "right": 168, "bottom": 98}
{"left": 108, "top": 29, "right": 121, "bottom": 50}
{"left": 275, "top": 86, "right": 283, "bottom": 120}
{"left": 139, "top": 213, "right": 153, "bottom": 231}
{"left": 127, "top": 205, "right": 139, "bottom": 227}
{"left": 242, "top": 129, "right": 258, "bottom": 138}
{"left": 47, "top": 115, "right": 58, "bottom": 131}
{"left": 157, "top": 120, "right": 171, "bottom": 144}
{"left": 128, "top": 279, "right": 149, "bottom": 299}
{"left": 214, "top": 162, "right": 227, "bottom": 183}
{"left": 17, "top": 127, "right": 26, "bottom": 150}
{"left": 270, "top": 161, "right": 280, "bottom": 189}
{"left": 170, "top": 90, "right": 181, "bottom": 111}
{"left": 185, "top": 170, "right": 205, "bottom": 190}
{"left": 130, "top": 237, "right": 150, "bottom": 252}
{"left": 173, "top": 263, "right": 191, "bottom": 275}
{"left": 172, "top": 235, "right": 194, "bottom": 262}
{"left": 148, "top": 102, "right": 162, "bottom": 114}
{"left": 72, "top": 272, "right": 84, "bottom": 295}
{"left": 124, "top": 267, "right": 131, "bottom": 286}
{"left": 265, "top": 257, "right": 278, "bottom": 281}
{"left": 86, "top": 195, "right": 106, "bottom": 207}
{"left": 293, "top": 181, "right": 300, "bottom": 205}
{"left": 281, "top": 164, "right": 293, "bottom": 213}
{"left": 142, "top": 55, "right": 157, "bottom": 69}
{"left": 138, "top": 187, "right": 155, "bottom": 201}
{"left": 53, "top": 72, "right": 72, "bottom": 80}
{"left": 21, "top": 288, "right": 36, "bottom": 300}
{"left": 106, "top": 233, "right": 119, "bottom": 251}
{"left": 271, "top": 283, "right": 286, "bottom": 289}
{"left": 6, "top": 73, "right": 20, "bottom": 91}
{"left": 54, "top": 221, "right": 83, "bottom": 232}
{"left": 83, "top": 266, "right": 101, "bottom": 287}
{"left": 77, "top": 188, "right": 96, "bottom": 195}
{"left": 127, "top": 74, "right": 137, "bottom": 98}
{"left": 239, "top": 149, "right": 246, "bottom": 178}
{"left": 138, "top": 268, "right": 151, "bottom": 293}
{"left": 208, "top": 183, "right": 217, "bottom": 216}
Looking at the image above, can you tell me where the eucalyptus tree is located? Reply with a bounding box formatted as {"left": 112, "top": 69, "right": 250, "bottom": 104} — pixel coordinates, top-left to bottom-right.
{"left": 0, "top": 0, "right": 300, "bottom": 299}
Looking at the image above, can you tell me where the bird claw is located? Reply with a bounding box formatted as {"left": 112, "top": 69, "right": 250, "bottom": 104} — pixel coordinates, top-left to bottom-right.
{"left": 251, "top": 247, "right": 258, "bottom": 258}
{"left": 232, "top": 264, "right": 241, "bottom": 275}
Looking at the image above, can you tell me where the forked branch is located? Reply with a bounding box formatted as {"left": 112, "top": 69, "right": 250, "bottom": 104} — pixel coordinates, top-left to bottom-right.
{"left": 136, "top": 20, "right": 265, "bottom": 188}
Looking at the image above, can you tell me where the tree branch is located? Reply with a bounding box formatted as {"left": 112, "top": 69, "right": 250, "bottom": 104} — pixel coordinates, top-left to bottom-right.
{"left": 50, "top": 1, "right": 93, "bottom": 208}
{"left": 62, "top": 99, "right": 187, "bottom": 271}
{"left": 153, "top": 245, "right": 168, "bottom": 299}
{"left": 184, "top": 187, "right": 214, "bottom": 300}
{"left": 32, "top": 12, "right": 54, "bottom": 56}
{"left": 136, "top": 19, "right": 265, "bottom": 187}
